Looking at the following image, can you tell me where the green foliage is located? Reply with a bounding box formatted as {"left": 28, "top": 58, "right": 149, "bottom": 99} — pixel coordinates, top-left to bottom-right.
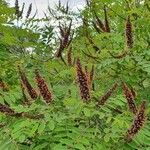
{"left": 0, "top": 0, "right": 150, "bottom": 150}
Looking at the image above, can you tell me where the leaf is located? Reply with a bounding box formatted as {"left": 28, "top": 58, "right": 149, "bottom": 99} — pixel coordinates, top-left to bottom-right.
{"left": 3, "top": 94, "right": 12, "bottom": 104}
{"left": 47, "top": 120, "right": 55, "bottom": 131}
{"left": 38, "top": 122, "right": 46, "bottom": 134}
{"left": 0, "top": 138, "right": 11, "bottom": 150}
{"left": 29, "top": 122, "right": 39, "bottom": 136}
{"left": 53, "top": 144, "right": 67, "bottom": 150}
{"left": 19, "top": 135, "right": 26, "bottom": 143}
{"left": 74, "top": 143, "right": 86, "bottom": 150}
{"left": 60, "top": 138, "right": 73, "bottom": 145}
{"left": 83, "top": 108, "right": 91, "bottom": 117}
{"left": 143, "top": 79, "right": 150, "bottom": 88}
{"left": 104, "top": 134, "right": 110, "bottom": 142}
{"left": 0, "top": 96, "right": 5, "bottom": 104}
{"left": 32, "top": 143, "right": 48, "bottom": 150}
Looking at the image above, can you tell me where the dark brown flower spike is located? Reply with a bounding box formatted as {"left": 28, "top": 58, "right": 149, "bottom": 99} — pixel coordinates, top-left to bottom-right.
{"left": 125, "top": 16, "right": 133, "bottom": 48}
{"left": 0, "top": 104, "right": 18, "bottom": 116}
{"left": 67, "top": 47, "right": 73, "bottom": 66}
{"left": 18, "top": 66, "right": 38, "bottom": 100}
{"left": 0, "top": 79, "right": 9, "bottom": 91}
{"left": 76, "top": 59, "right": 90, "bottom": 102}
{"left": 92, "top": 21, "right": 101, "bottom": 33}
{"left": 84, "top": 66, "right": 90, "bottom": 88}
{"left": 122, "top": 82, "right": 137, "bottom": 114}
{"left": 15, "top": 0, "right": 19, "bottom": 18}
{"left": 125, "top": 101, "right": 147, "bottom": 142}
{"left": 20, "top": 80, "right": 27, "bottom": 101}
{"left": 19, "top": 2, "right": 25, "bottom": 18}
{"left": 90, "top": 65, "right": 94, "bottom": 84}
{"left": 35, "top": 70, "right": 53, "bottom": 104}
{"left": 97, "top": 83, "right": 118, "bottom": 106}
{"left": 55, "top": 20, "right": 73, "bottom": 59}
{"left": 104, "top": 5, "right": 110, "bottom": 32}
{"left": 26, "top": 3, "right": 32, "bottom": 18}
{"left": 84, "top": 27, "right": 100, "bottom": 52}
{"left": 94, "top": 12, "right": 105, "bottom": 32}
{"left": 20, "top": 80, "right": 34, "bottom": 105}
{"left": 130, "top": 86, "right": 136, "bottom": 99}
{"left": 84, "top": 65, "right": 94, "bottom": 90}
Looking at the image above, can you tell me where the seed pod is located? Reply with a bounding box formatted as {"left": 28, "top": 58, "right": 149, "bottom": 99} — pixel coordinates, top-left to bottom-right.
{"left": 125, "top": 101, "right": 147, "bottom": 142}
{"left": 18, "top": 66, "right": 38, "bottom": 100}
{"left": 125, "top": 16, "right": 133, "bottom": 48}
{"left": 97, "top": 83, "right": 118, "bottom": 106}
{"left": 26, "top": 3, "right": 32, "bottom": 18}
{"left": 122, "top": 82, "right": 137, "bottom": 114}
{"left": 76, "top": 59, "right": 90, "bottom": 102}
{"left": 104, "top": 5, "right": 110, "bottom": 32}
{"left": 35, "top": 70, "right": 52, "bottom": 104}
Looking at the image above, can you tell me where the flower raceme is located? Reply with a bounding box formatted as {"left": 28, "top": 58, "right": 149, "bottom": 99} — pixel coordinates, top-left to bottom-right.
{"left": 84, "top": 65, "right": 94, "bottom": 90}
{"left": 125, "top": 16, "right": 133, "bottom": 49}
{"left": 20, "top": 80, "right": 28, "bottom": 101}
{"left": 125, "top": 101, "right": 147, "bottom": 142}
{"left": 35, "top": 70, "right": 53, "bottom": 104}
{"left": 20, "top": 80, "right": 33, "bottom": 105}
{"left": 130, "top": 87, "right": 137, "bottom": 99}
{"left": 122, "top": 82, "right": 137, "bottom": 114}
{"left": 0, "top": 103, "right": 20, "bottom": 116}
{"left": 18, "top": 67, "right": 38, "bottom": 100}
{"left": 104, "top": 5, "right": 110, "bottom": 33}
{"left": 76, "top": 59, "right": 91, "bottom": 102}
{"left": 55, "top": 20, "right": 73, "bottom": 58}
{"left": 97, "top": 83, "right": 118, "bottom": 106}
{"left": 67, "top": 47, "right": 73, "bottom": 66}
{"left": 15, "top": 0, "right": 19, "bottom": 17}
{"left": 92, "top": 6, "right": 110, "bottom": 33}
{"left": 26, "top": 3, "right": 32, "bottom": 18}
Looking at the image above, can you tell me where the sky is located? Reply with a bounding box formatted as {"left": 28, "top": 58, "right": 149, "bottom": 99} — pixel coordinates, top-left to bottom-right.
{"left": 6, "top": 0, "right": 86, "bottom": 18}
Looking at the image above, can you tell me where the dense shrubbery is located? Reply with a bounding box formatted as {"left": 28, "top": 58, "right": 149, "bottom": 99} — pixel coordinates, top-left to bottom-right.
{"left": 0, "top": 0, "right": 150, "bottom": 149}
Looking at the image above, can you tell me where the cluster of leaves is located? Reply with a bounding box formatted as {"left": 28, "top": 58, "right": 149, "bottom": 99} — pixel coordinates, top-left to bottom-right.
{"left": 0, "top": 0, "right": 150, "bottom": 150}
